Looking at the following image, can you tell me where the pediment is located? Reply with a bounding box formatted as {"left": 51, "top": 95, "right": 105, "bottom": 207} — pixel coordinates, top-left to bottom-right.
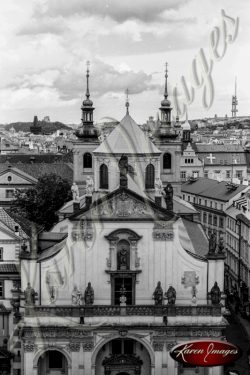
{"left": 72, "top": 188, "right": 174, "bottom": 222}
{"left": 0, "top": 168, "right": 37, "bottom": 185}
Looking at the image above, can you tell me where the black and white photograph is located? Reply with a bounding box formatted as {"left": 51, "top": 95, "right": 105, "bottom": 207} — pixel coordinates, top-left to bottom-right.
{"left": 0, "top": 1, "right": 250, "bottom": 374}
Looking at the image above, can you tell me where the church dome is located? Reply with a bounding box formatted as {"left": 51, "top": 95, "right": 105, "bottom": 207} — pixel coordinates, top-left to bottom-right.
{"left": 161, "top": 98, "right": 171, "bottom": 107}
{"left": 82, "top": 98, "right": 93, "bottom": 107}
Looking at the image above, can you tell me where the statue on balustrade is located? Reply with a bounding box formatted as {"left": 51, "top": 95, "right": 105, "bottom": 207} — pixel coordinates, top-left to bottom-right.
{"left": 218, "top": 237, "right": 224, "bottom": 254}
{"left": 118, "top": 154, "right": 128, "bottom": 187}
{"left": 71, "top": 182, "right": 80, "bottom": 202}
{"left": 86, "top": 176, "right": 94, "bottom": 196}
{"left": 208, "top": 232, "right": 217, "bottom": 254}
{"left": 72, "top": 285, "right": 82, "bottom": 305}
{"left": 210, "top": 282, "right": 221, "bottom": 305}
{"left": 24, "top": 283, "right": 37, "bottom": 306}
{"left": 155, "top": 177, "right": 163, "bottom": 196}
{"left": 163, "top": 183, "right": 173, "bottom": 211}
{"left": 153, "top": 281, "right": 163, "bottom": 305}
{"left": 165, "top": 285, "right": 176, "bottom": 305}
{"left": 84, "top": 282, "right": 94, "bottom": 305}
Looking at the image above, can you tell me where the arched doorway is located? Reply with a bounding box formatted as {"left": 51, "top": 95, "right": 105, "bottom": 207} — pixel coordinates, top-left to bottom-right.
{"left": 95, "top": 337, "right": 151, "bottom": 375}
{"left": 38, "top": 350, "right": 68, "bottom": 375}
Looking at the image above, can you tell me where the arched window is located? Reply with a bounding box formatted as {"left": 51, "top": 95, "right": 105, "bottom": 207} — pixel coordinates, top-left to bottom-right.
{"left": 83, "top": 152, "right": 92, "bottom": 168}
{"left": 145, "top": 164, "right": 155, "bottom": 189}
{"left": 163, "top": 153, "right": 172, "bottom": 169}
{"left": 100, "top": 164, "right": 109, "bottom": 189}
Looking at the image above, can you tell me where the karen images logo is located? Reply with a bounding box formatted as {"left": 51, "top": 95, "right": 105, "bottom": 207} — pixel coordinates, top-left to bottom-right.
{"left": 170, "top": 340, "right": 241, "bottom": 367}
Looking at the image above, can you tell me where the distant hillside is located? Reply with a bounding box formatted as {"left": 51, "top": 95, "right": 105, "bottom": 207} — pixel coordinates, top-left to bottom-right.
{"left": 5, "top": 121, "right": 72, "bottom": 133}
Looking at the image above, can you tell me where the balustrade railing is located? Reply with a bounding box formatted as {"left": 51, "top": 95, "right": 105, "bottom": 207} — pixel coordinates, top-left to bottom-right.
{"left": 25, "top": 304, "right": 221, "bottom": 317}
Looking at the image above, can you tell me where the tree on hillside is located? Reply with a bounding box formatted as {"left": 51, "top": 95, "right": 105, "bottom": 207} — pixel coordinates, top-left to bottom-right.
{"left": 11, "top": 174, "right": 72, "bottom": 230}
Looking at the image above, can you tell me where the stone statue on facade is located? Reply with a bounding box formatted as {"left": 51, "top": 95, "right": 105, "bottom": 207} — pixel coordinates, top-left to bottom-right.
{"left": 191, "top": 285, "right": 197, "bottom": 305}
{"left": 218, "top": 237, "right": 224, "bottom": 254}
{"left": 71, "top": 182, "right": 79, "bottom": 202}
{"left": 163, "top": 183, "right": 173, "bottom": 211}
{"left": 86, "top": 176, "right": 94, "bottom": 196}
{"left": 24, "top": 283, "right": 37, "bottom": 306}
{"left": 153, "top": 281, "right": 163, "bottom": 305}
{"left": 118, "top": 154, "right": 128, "bottom": 187}
{"left": 118, "top": 154, "right": 128, "bottom": 177}
{"left": 118, "top": 247, "right": 129, "bottom": 270}
{"left": 119, "top": 286, "right": 127, "bottom": 306}
{"left": 84, "top": 282, "right": 94, "bottom": 305}
{"left": 165, "top": 286, "right": 176, "bottom": 305}
{"left": 210, "top": 282, "right": 221, "bottom": 305}
{"left": 208, "top": 232, "right": 217, "bottom": 254}
{"left": 72, "top": 285, "right": 82, "bottom": 305}
{"left": 155, "top": 177, "right": 163, "bottom": 196}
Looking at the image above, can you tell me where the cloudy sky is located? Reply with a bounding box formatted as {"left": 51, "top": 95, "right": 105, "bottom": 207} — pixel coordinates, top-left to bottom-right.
{"left": 0, "top": 0, "right": 249, "bottom": 124}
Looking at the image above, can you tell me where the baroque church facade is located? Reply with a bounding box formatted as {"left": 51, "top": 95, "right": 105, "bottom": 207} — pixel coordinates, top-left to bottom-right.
{"left": 17, "top": 64, "right": 227, "bottom": 375}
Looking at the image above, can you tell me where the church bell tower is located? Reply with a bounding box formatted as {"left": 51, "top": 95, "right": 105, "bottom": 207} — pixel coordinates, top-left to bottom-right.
{"left": 153, "top": 63, "right": 182, "bottom": 195}
{"left": 73, "top": 62, "right": 99, "bottom": 196}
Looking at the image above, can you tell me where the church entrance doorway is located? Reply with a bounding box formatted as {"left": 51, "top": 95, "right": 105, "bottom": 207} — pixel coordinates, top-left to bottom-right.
{"left": 95, "top": 338, "right": 151, "bottom": 375}
{"left": 38, "top": 350, "right": 68, "bottom": 375}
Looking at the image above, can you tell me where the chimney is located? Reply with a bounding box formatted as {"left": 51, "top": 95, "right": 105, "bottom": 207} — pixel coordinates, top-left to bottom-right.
{"left": 14, "top": 225, "right": 19, "bottom": 236}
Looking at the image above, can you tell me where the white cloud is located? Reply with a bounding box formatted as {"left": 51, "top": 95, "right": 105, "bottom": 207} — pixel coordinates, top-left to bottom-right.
{"left": 0, "top": 0, "right": 249, "bottom": 123}
{"left": 35, "top": 0, "right": 190, "bottom": 22}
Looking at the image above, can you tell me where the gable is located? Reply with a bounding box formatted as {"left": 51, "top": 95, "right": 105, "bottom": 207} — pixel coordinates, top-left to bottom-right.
{"left": 0, "top": 224, "right": 21, "bottom": 240}
{"left": 0, "top": 168, "right": 37, "bottom": 185}
{"left": 71, "top": 188, "right": 174, "bottom": 222}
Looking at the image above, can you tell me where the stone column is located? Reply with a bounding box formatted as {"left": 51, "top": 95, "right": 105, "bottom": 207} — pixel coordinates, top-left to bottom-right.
{"left": 110, "top": 241, "right": 117, "bottom": 270}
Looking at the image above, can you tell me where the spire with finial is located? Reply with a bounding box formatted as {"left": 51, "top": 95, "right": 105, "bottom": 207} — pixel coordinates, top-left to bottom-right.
{"left": 231, "top": 75, "right": 238, "bottom": 118}
{"left": 82, "top": 61, "right": 92, "bottom": 106}
{"left": 76, "top": 60, "right": 98, "bottom": 141}
{"left": 176, "top": 109, "right": 179, "bottom": 124}
{"left": 125, "top": 88, "right": 129, "bottom": 115}
{"left": 160, "top": 62, "right": 171, "bottom": 109}
{"left": 86, "top": 60, "right": 90, "bottom": 100}
{"left": 164, "top": 62, "right": 168, "bottom": 99}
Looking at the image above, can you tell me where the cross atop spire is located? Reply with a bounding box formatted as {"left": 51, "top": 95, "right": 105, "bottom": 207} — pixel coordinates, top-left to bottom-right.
{"left": 125, "top": 88, "right": 129, "bottom": 115}
{"left": 86, "top": 61, "right": 90, "bottom": 99}
{"left": 164, "top": 62, "right": 168, "bottom": 99}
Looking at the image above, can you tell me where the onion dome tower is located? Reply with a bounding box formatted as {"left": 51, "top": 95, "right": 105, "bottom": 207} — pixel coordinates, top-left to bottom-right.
{"left": 75, "top": 61, "right": 99, "bottom": 141}
{"left": 153, "top": 63, "right": 178, "bottom": 140}
{"left": 153, "top": 63, "right": 182, "bottom": 195}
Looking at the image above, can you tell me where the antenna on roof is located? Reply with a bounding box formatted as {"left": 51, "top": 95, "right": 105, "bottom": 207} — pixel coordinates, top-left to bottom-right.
{"left": 125, "top": 88, "right": 129, "bottom": 115}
